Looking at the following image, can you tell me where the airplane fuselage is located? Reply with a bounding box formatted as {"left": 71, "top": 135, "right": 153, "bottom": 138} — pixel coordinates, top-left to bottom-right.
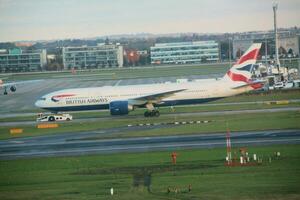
{"left": 35, "top": 78, "right": 250, "bottom": 112}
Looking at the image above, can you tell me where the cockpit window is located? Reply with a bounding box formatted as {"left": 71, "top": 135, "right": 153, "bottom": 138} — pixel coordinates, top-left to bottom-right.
{"left": 39, "top": 97, "right": 46, "bottom": 101}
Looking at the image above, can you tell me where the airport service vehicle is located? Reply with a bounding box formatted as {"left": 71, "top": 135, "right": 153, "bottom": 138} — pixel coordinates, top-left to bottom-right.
{"left": 37, "top": 113, "right": 73, "bottom": 122}
{"left": 35, "top": 43, "right": 264, "bottom": 117}
{"left": 0, "top": 79, "right": 42, "bottom": 95}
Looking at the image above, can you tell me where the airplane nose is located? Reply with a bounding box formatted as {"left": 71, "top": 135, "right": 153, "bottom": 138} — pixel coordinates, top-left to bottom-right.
{"left": 35, "top": 98, "right": 46, "bottom": 108}
{"left": 35, "top": 100, "right": 42, "bottom": 108}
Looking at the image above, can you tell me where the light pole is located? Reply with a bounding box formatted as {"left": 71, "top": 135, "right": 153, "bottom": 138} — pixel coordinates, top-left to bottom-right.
{"left": 273, "top": 3, "right": 280, "bottom": 73}
{"left": 264, "top": 36, "right": 268, "bottom": 65}
{"left": 228, "top": 37, "right": 232, "bottom": 66}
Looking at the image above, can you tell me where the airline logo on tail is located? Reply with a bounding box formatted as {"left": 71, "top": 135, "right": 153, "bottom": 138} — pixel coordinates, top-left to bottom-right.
{"left": 225, "top": 43, "right": 262, "bottom": 89}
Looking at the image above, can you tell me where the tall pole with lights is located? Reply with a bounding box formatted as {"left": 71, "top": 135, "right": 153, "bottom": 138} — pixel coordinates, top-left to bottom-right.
{"left": 226, "top": 124, "right": 232, "bottom": 164}
{"left": 273, "top": 3, "right": 280, "bottom": 72}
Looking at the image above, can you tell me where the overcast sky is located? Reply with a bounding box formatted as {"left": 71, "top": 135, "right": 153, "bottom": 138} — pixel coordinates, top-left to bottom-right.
{"left": 0, "top": 0, "right": 299, "bottom": 42}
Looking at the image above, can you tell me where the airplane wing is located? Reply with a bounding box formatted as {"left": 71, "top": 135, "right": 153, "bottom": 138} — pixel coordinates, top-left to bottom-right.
{"left": 129, "top": 88, "right": 186, "bottom": 105}
{"left": 1, "top": 80, "right": 43, "bottom": 87}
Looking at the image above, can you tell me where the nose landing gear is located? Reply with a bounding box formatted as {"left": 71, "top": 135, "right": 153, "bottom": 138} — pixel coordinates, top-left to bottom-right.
{"left": 4, "top": 87, "right": 8, "bottom": 95}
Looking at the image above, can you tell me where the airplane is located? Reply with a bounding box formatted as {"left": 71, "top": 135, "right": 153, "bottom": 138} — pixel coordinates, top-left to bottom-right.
{"left": 35, "top": 43, "right": 264, "bottom": 117}
{"left": 0, "top": 79, "right": 17, "bottom": 95}
{"left": 0, "top": 79, "right": 42, "bottom": 95}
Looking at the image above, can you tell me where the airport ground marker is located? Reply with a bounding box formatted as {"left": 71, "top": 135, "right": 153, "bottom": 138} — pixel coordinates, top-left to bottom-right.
{"left": 10, "top": 128, "right": 23, "bottom": 135}
{"left": 37, "top": 123, "right": 59, "bottom": 129}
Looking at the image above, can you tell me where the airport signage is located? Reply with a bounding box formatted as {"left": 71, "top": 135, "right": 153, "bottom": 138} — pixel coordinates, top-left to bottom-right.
{"left": 37, "top": 123, "right": 59, "bottom": 129}
{"left": 10, "top": 128, "right": 23, "bottom": 135}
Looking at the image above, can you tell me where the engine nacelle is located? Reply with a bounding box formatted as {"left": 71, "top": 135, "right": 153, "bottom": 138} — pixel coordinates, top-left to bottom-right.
{"left": 10, "top": 85, "right": 16, "bottom": 92}
{"left": 109, "top": 101, "right": 134, "bottom": 115}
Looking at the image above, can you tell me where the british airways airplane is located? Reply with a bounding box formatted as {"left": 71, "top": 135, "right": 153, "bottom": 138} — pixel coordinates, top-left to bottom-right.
{"left": 35, "top": 43, "right": 263, "bottom": 117}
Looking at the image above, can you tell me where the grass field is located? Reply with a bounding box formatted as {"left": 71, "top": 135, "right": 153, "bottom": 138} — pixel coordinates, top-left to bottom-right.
{"left": 1, "top": 111, "right": 300, "bottom": 140}
{"left": 0, "top": 144, "right": 299, "bottom": 200}
{"left": 121, "top": 111, "right": 300, "bottom": 138}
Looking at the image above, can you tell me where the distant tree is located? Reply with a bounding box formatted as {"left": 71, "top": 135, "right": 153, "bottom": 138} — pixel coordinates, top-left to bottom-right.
{"left": 105, "top": 37, "right": 110, "bottom": 45}
{"left": 201, "top": 56, "right": 208, "bottom": 63}
{"left": 236, "top": 49, "right": 244, "bottom": 58}
{"left": 138, "top": 54, "right": 149, "bottom": 65}
{"left": 123, "top": 55, "right": 129, "bottom": 67}
{"left": 0, "top": 42, "right": 16, "bottom": 49}
{"left": 46, "top": 63, "right": 62, "bottom": 71}
{"left": 220, "top": 41, "right": 229, "bottom": 60}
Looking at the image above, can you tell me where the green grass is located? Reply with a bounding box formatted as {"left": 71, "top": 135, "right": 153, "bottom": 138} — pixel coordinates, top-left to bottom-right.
{"left": 104, "top": 111, "right": 300, "bottom": 138}
{"left": 0, "top": 144, "right": 300, "bottom": 199}
{"left": 1, "top": 111, "right": 300, "bottom": 140}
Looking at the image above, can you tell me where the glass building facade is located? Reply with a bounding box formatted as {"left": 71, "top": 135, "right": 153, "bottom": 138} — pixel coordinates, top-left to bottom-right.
{"left": 150, "top": 41, "right": 219, "bottom": 64}
{"left": 0, "top": 49, "right": 47, "bottom": 72}
{"left": 62, "top": 44, "right": 123, "bottom": 69}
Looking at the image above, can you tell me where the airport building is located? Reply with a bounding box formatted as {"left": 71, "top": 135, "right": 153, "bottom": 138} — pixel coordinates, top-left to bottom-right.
{"left": 0, "top": 48, "right": 47, "bottom": 72}
{"left": 62, "top": 44, "right": 124, "bottom": 69}
{"left": 150, "top": 41, "right": 219, "bottom": 65}
{"left": 232, "top": 34, "right": 299, "bottom": 59}
{"left": 278, "top": 36, "right": 299, "bottom": 56}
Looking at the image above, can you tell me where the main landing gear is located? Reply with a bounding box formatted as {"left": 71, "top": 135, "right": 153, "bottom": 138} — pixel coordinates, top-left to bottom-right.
{"left": 144, "top": 110, "right": 160, "bottom": 117}
{"left": 144, "top": 103, "right": 160, "bottom": 117}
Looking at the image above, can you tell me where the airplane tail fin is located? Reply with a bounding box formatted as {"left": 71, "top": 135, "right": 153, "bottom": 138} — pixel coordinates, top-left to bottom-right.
{"left": 223, "top": 43, "right": 262, "bottom": 84}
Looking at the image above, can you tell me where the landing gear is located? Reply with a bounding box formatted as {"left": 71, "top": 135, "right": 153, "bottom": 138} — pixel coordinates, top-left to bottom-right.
{"left": 3, "top": 87, "right": 8, "bottom": 95}
{"left": 144, "top": 103, "right": 160, "bottom": 117}
{"left": 144, "top": 110, "right": 160, "bottom": 117}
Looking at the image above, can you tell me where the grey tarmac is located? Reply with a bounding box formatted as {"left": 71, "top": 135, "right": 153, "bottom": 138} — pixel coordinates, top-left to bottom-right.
{"left": 0, "top": 129, "right": 299, "bottom": 160}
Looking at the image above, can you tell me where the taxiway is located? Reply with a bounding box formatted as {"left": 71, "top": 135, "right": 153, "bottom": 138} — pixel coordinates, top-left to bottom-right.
{"left": 1, "top": 129, "right": 299, "bottom": 160}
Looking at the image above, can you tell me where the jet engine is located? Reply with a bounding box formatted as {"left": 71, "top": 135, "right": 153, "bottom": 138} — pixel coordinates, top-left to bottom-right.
{"left": 109, "top": 101, "right": 134, "bottom": 115}
{"left": 10, "top": 85, "right": 16, "bottom": 92}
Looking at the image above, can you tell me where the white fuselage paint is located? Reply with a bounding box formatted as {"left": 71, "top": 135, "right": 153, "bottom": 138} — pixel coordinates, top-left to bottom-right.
{"left": 35, "top": 78, "right": 252, "bottom": 111}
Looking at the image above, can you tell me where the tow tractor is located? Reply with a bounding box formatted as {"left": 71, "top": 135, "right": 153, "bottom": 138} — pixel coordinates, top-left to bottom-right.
{"left": 37, "top": 113, "right": 73, "bottom": 122}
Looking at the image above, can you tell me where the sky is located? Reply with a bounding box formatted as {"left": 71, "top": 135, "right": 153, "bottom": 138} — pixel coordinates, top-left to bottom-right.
{"left": 0, "top": 0, "right": 300, "bottom": 42}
